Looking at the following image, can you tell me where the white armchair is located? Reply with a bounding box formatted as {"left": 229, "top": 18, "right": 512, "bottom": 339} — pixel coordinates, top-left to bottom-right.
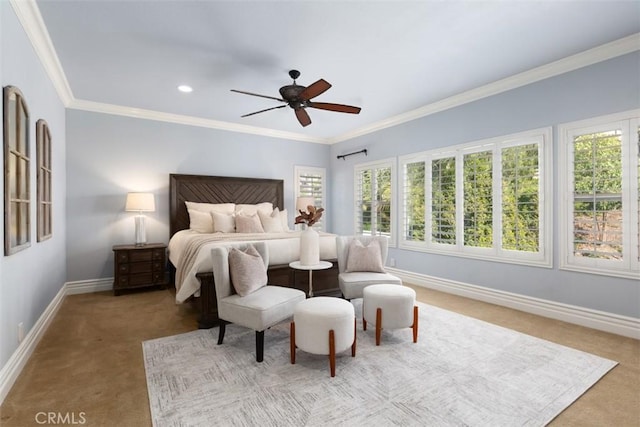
{"left": 211, "top": 242, "right": 306, "bottom": 362}
{"left": 336, "top": 235, "right": 402, "bottom": 300}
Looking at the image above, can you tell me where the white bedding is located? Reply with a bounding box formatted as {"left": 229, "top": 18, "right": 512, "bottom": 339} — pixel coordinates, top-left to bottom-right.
{"left": 169, "top": 229, "right": 337, "bottom": 303}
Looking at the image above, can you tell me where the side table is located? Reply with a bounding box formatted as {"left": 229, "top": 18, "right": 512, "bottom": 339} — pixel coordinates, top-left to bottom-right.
{"left": 289, "top": 260, "right": 333, "bottom": 297}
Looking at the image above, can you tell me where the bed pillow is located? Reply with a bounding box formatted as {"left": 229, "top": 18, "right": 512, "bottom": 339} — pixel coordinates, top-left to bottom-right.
{"left": 187, "top": 209, "right": 214, "bottom": 233}
{"left": 279, "top": 208, "right": 291, "bottom": 231}
{"left": 235, "top": 213, "right": 265, "bottom": 233}
{"left": 211, "top": 211, "right": 235, "bottom": 233}
{"left": 259, "top": 208, "right": 285, "bottom": 233}
{"left": 345, "top": 239, "right": 385, "bottom": 273}
{"left": 235, "top": 202, "right": 273, "bottom": 217}
{"left": 229, "top": 245, "right": 268, "bottom": 296}
{"left": 185, "top": 201, "right": 235, "bottom": 215}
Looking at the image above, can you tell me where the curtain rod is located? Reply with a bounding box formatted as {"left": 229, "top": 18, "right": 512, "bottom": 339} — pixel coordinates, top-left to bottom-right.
{"left": 337, "top": 149, "right": 367, "bottom": 161}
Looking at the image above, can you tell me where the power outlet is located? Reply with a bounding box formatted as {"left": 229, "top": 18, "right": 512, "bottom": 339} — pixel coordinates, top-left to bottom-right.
{"left": 18, "top": 322, "right": 24, "bottom": 343}
{"left": 389, "top": 258, "right": 396, "bottom": 267}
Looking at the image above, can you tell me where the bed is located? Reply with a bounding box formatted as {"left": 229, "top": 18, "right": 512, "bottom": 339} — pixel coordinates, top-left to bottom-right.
{"left": 168, "top": 174, "right": 340, "bottom": 328}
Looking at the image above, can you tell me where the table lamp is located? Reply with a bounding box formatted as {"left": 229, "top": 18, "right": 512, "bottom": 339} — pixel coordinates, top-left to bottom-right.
{"left": 125, "top": 192, "right": 155, "bottom": 246}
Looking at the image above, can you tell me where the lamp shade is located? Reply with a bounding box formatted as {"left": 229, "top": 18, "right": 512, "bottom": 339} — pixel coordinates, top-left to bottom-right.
{"left": 125, "top": 192, "right": 155, "bottom": 212}
{"left": 296, "top": 197, "right": 315, "bottom": 213}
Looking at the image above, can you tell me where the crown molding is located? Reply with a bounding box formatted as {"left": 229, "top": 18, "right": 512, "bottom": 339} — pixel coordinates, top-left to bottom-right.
{"left": 16, "top": 0, "right": 638, "bottom": 145}
{"left": 9, "top": 0, "right": 74, "bottom": 106}
{"left": 329, "top": 33, "right": 640, "bottom": 144}
{"left": 68, "top": 99, "right": 328, "bottom": 144}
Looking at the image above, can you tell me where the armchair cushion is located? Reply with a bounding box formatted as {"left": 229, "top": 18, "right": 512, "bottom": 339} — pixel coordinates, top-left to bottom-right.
{"left": 229, "top": 244, "right": 268, "bottom": 296}
{"left": 345, "top": 239, "right": 385, "bottom": 273}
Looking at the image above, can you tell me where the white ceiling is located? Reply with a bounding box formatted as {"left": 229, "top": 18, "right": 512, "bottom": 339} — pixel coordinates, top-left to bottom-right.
{"left": 29, "top": 0, "right": 640, "bottom": 142}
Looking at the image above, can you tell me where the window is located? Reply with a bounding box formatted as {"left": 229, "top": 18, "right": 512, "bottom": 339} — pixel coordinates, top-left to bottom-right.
{"left": 399, "top": 128, "right": 551, "bottom": 267}
{"left": 294, "top": 166, "right": 326, "bottom": 230}
{"left": 559, "top": 111, "right": 639, "bottom": 278}
{"left": 37, "top": 119, "right": 52, "bottom": 241}
{"left": 354, "top": 159, "right": 395, "bottom": 245}
{"left": 3, "top": 85, "right": 31, "bottom": 255}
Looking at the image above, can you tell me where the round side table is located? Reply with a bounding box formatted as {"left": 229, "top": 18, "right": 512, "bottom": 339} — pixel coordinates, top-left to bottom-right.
{"left": 289, "top": 260, "right": 332, "bottom": 297}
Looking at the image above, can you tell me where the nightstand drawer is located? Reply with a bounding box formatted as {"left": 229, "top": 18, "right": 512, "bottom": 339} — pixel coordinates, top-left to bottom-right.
{"left": 129, "top": 250, "right": 153, "bottom": 263}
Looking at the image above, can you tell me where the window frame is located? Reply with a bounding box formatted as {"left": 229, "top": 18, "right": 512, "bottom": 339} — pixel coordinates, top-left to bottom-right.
{"left": 294, "top": 165, "right": 326, "bottom": 231}
{"left": 558, "top": 110, "right": 640, "bottom": 279}
{"left": 398, "top": 127, "right": 552, "bottom": 267}
{"left": 37, "top": 119, "right": 52, "bottom": 242}
{"left": 354, "top": 158, "right": 397, "bottom": 246}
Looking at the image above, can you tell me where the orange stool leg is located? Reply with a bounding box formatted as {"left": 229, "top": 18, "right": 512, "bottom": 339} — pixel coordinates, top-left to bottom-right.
{"left": 329, "top": 329, "right": 336, "bottom": 377}
{"left": 375, "top": 307, "right": 382, "bottom": 346}
{"left": 412, "top": 306, "right": 418, "bottom": 343}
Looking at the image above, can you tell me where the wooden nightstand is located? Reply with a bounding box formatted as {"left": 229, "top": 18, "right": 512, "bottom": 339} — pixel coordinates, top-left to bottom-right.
{"left": 112, "top": 243, "right": 167, "bottom": 296}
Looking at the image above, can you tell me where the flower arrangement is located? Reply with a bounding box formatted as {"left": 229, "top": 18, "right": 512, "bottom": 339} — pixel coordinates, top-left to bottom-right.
{"left": 295, "top": 205, "right": 324, "bottom": 227}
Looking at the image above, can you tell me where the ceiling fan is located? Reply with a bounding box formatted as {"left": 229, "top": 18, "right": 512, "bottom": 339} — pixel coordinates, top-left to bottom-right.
{"left": 231, "top": 70, "right": 361, "bottom": 127}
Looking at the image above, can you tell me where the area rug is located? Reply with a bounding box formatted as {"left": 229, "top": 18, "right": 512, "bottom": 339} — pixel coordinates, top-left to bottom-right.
{"left": 142, "top": 301, "right": 617, "bottom": 427}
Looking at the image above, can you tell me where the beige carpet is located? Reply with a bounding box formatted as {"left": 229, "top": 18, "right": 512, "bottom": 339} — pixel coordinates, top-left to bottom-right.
{"left": 1, "top": 285, "right": 639, "bottom": 426}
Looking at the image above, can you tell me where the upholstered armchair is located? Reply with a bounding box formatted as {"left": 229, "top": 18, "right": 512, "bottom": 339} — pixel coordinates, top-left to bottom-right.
{"left": 211, "top": 242, "right": 305, "bottom": 362}
{"left": 336, "top": 235, "right": 402, "bottom": 300}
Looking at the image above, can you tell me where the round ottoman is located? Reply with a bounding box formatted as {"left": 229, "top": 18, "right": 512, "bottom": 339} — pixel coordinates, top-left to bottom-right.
{"left": 363, "top": 284, "right": 418, "bottom": 345}
{"left": 290, "top": 297, "right": 356, "bottom": 377}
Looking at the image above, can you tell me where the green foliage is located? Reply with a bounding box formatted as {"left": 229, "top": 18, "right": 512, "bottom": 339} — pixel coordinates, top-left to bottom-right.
{"left": 431, "top": 157, "right": 455, "bottom": 244}
{"left": 463, "top": 151, "right": 493, "bottom": 248}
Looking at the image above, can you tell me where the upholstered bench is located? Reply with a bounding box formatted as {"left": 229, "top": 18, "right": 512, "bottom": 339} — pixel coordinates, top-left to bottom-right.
{"left": 290, "top": 297, "right": 356, "bottom": 377}
{"left": 362, "top": 284, "right": 418, "bottom": 345}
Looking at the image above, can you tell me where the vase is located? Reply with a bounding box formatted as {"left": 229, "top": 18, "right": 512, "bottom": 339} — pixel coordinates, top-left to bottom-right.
{"left": 300, "top": 225, "right": 320, "bottom": 266}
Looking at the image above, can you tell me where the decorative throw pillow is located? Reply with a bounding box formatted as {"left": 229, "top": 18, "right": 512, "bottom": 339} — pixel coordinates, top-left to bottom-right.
{"left": 235, "top": 213, "right": 265, "bottom": 233}
{"left": 279, "top": 208, "right": 291, "bottom": 231}
{"left": 211, "top": 211, "right": 235, "bottom": 233}
{"left": 229, "top": 245, "right": 268, "bottom": 296}
{"left": 259, "top": 208, "right": 285, "bottom": 233}
{"left": 345, "top": 239, "right": 385, "bottom": 273}
{"left": 187, "top": 209, "right": 214, "bottom": 233}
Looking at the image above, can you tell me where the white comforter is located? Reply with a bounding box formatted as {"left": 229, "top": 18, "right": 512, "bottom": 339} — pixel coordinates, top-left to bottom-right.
{"left": 169, "top": 230, "right": 337, "bottom": 303}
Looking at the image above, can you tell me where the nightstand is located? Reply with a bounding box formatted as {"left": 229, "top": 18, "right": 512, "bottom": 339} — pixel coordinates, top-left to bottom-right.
{"left": 112, "top": 243, "right": 167, "bottom": 296}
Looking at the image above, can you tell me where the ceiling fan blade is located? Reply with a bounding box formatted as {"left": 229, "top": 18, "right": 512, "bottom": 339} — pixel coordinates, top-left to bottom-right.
{"left": 295, "top": 108, "right": 312, "bottom": 127}
{"left": 230, "top": 89, "right": 286, "bottom": 102}
{"left": 298, "top": 79, "right": 332, "bottom": 100}
{"left": 308, "top": 102, "right": 361, "bottom": 114}
{"left": 241, "top": 104, "right": 287, "bottom": 118}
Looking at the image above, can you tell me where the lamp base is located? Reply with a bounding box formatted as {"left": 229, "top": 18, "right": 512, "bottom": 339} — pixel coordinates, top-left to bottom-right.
{"left": 134, "top": 215, "right": 147, "bottom": 246}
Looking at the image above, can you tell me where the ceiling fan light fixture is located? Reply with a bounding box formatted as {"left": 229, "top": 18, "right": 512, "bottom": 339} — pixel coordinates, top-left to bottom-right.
{"left": 177, "top": 85, "right": 193, "bottom": 93}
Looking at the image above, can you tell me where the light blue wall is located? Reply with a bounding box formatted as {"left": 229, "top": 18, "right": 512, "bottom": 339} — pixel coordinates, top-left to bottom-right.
{"left": 330, "top": 52, "right": 640, "bottom": 318}
{"left": 65, "top": 110, "right": 332, "bottom": 281}
{"left": 0, "top": 2, "right": 67, "bottom": 368}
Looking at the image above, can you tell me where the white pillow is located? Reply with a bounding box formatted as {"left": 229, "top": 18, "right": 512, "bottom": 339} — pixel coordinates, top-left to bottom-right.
{"left": 259, "top": 208, "right": 285, "bottom": 233}
{"left": 345, "top": 239, "right": 385, "bottom": 273}
{"left": 229, "top": 245, "right": 268, "bottom": 297}
{"left": 235, "top": 213, "right": 265, "bottom": 233}
{"left": 185, "top": 201, "right": 235, "bottom": 214}
{"left": 187, "top": 209, "right": 214, "bottom": 233}
{"left": 211, "top": 211, "right": 235, "bottom": 233}
{"left": 235, "top": 202, "right": 273, "bottom": 217}
{"left": 279, "top": 208, "right": 291, "bottom": 231}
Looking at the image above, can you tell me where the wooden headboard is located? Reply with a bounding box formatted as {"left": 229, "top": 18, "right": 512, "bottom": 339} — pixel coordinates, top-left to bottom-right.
{"left": 169, "top": 174, "right": 284, "bottom": 237}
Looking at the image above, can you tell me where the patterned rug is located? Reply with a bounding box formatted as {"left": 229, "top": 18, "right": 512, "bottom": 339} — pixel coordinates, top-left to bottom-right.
{"left": 142, "top": 301, "right": 616, "bottom": 426}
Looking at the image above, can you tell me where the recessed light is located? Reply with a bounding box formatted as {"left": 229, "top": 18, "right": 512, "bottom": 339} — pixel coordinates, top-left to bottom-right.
{"left": 178, "top": 85, "right": 193, "bottom": 93}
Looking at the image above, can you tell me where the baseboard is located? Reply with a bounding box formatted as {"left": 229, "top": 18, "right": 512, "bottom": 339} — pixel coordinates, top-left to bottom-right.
{"left": 65, "top": 277, "right": 114, "bottom": 295}
{"left": 387, "top": 267, "right": 640, "bottom": 340}
{"left": 0, "top": 278, "right": 113, "bottom": 405}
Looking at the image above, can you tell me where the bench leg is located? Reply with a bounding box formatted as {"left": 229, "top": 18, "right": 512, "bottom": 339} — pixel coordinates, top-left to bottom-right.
{"left": 256, "top": 330, "right": 264, "bottom": 363}
{"left": 375, "top": 308, "right": 382, "bottom": 346}
{"left": 329, "top": 329, "right": 336, "bottom": 377}
{"left": 217, "top": 322, "right": 227, "bottom": 345}
{"left": 351, "top": 318, "right": 356, "bottom": 357}
{"left": 412, "top": 306, "right": 419, "bottom": 343}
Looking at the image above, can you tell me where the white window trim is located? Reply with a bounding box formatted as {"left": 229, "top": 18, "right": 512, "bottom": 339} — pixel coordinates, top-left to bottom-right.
{"left": 398, "top": 127, "right": 553, "bottom": 268}
{"left": 353, "top": 157, "right": 397, "bottom": 247}
{"left": 558, "top": 109, "right": 640, "bottom": 279}
{"left": 294, "top": 165, "right": 326, "bottom": 231}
